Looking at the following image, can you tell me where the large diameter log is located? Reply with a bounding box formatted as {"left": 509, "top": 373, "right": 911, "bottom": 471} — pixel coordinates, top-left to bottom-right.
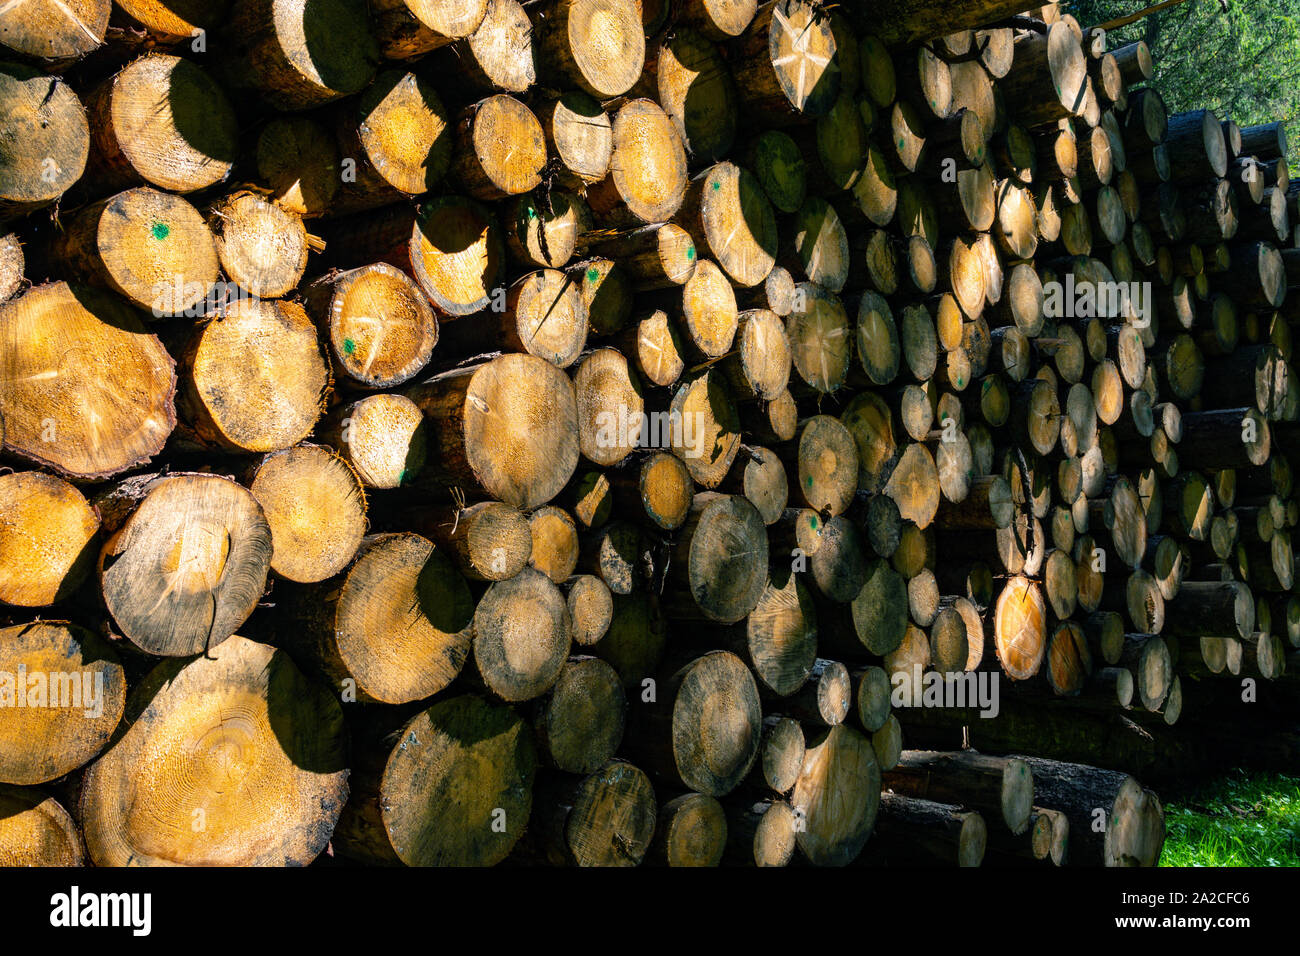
{"left": 408, "top": 353, "right": 579, "bottom": 510}
{"left": 1016, "top": 756, "right": 1164, "bottom": 867}
{"left": 222, "top": 0, "right": 378, "bottom": 109}
{"left": 538, "top": 91, "right": 612, "bottom": 188}
{"left": 884, "top": 750, "right": 1034, "bottom": 836}
{"left": 631, "top": 650, "right": 762, "bottom": 796}
{"left": 0, "top": 472, "right": 100, "bottom": 607}
{"left": 733, "top": 0, "right": 841, "bottom": 120}
{"left": 0, "top": 622, "right": 125, "bottom": 786}
{"left": 80, "top": 636, "right": 348, "bottom": 866}
{"left": 1164, "top": 109, "right": 1228, "bottom": 183}
{"left": 666, "top": 494, "right": 768, "bottom": 623}
{"left": 249, "top": 444, "right": 367, "bottom": 584}
{"left": 0, "top": 282, "right": 175, "bottom": 479}
{"left": 1000, "top": 23, "right": 1087, "bottom": 128}
{"left": 792, "top": 723, "right": 879, "bottom": 866}
{"left": 871, "top": 793, "right": 987, "bottom": 867}
{"left": 275, "top": 532, "right": 472, "bottom": 703}
{"left": 97, "top": 473, "right": 272, "bottom": 658}
{"left": 0, "top": 787, "right": 84, "bottom": 866}
{"left": 334, "top": 694, "right": 534, "bottom": 866}
{"left": 0, "top": 0, "right": 108, "bottom": 61}
{"left": 180, "top": 297, "right": 329, "bottom": 453}
{"left": 867, "top": 0, "right": 1043, "bottom": 45}
{"left": 735, "top": 568, "right": 817, "bottom": 696}
{"left": 84, "top": 53, "right": 237, "bottom": 195}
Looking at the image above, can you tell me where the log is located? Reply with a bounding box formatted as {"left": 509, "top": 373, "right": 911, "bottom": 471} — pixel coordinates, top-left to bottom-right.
{"left": 871, "top": 793, "right": 987, "bottom": 867}
{"left": 884, "top": 750, "right": 1034, "bottom": 835}
{"left": 333, "top": 694, "right": 533, "bottom": 866}
{"left": 275, "top": 532, "right": 473, "bottom": 703}
{"left": 80, "top": 636, "right": 348, "bottom": 866}
{"left": 0, "top": 472, "right": 100, "bottom": 607}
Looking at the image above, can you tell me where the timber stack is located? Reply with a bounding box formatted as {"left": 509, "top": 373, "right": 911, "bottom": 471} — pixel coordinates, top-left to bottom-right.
{"left": 1, "top": 0, "right": 1295, "bottom": 868}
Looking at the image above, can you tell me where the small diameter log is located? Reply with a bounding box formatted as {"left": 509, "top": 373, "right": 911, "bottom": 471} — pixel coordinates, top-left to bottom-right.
{"left": 0, "top": 282, "right": 175, "bottom": 479}
{"left": 872, "top": 793, "right": 987, "bottom": 867}
{"left": 567, "top": 574, "right": 613, "bottom": 646}
{"left": 249, "top": 444, "right": 367, "bottom": 584}
{"left": 408, "top": 353, "right": 579, "bottom": 509}
{"left": 792, "top": 724, "right": 880, "bottom": 866}
{"left": 369, "top": 0, "right": 487, "bottom": 59}
{"left": 323, "top": 197, "right": 503, "bottom": 316}
{"left": 533, "top": 657, "right": 626, "bottom": 774}
{"left": 528, "top": 506, "right": 579, "bottom": 583}
{"left": 208, "top": 190, "right": 310, "bottom": 299}
{"left": 651, "top": 792, "right": 728, "bottom": 867}
{"left": 255, "top": 116, "right": 340, "bottom": 218}
{"left": 995, "top": 576, "right": 1048, "bottom": 681}
{"left": 473, "top": 567, "right": 572, "bottom": 702}
{"left": 323, "top": 393, "right": 427, "bottom": 489}
{"left": 451, "top": 94, "right": 546, "bottom": 201}
{"left": 0, "top": 787, "right": 83, "bottom": 866}
{"left": 667, "top": 369, "right": 741, "bottom": 488}
{"left": 1016, "top": 756, "right": 1164, "bottom": 866}
{"left": 411, "top": 500, "right": 533, "bottom": 582}
{"left": 180, "top": 297, "right": 329, "bottom": 453}
{"left": 1162, "top": 580, "right": 1254, "bottom": 640}
{"left": 80, "top": 636, "right": 347, "bottom": 866}
{"left": 49, "top": 187, "right": 217, "bottom": 315}
{"left": 83, "top": 54, "right": 237, "bottom": 195}
{"left": 277, "top": 532, "right": 473, "bottom": 703}
{"left": 0, "top": 622, "right": 125, "bottom": 786}
{"left": 723, "top": 309, "right": 791, "bottom": 402}
{"left": 537, "top": 91, "right": 612, "bottom": 189}
{"left": 631, "top": 650, "right": 762, "bottom": 796}
{"left": 222, "top": 0, "right": 378, "bottom": 110}
{"left": 787, "top": 282, "right": 852, "bottom": 393}
{"left": 725, "top": 798, "right": 797, "bottom": 867}
{"left": 654, "top": 29, "right": 738, "bottom": 166}
{"left": 771, "top": 658, "right": 851, "bottom": 727}
{"left": 507, "top": 192, "right": 589, "bottom": 269}
{"left": 97, "top": 473, "right": 272, "bottom": 658}
{"left": 333, "top": 694, "right": 534, "bottom": 866}
{"left": 529, "top": 760, "right": 656, "bottom": 866}
{"left": 0, "top": 472, "right": 100, "bottom": 607}
{"left": 884, "top": 750, "right": 1034, "bottom": 835}
{"left": 304, "top": 263, "right": 438, "bottom": 389}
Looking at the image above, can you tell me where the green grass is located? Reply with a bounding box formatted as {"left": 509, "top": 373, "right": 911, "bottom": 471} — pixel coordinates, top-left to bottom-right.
{"left": 1160, "top": 771, "right": 1300, "bottom": 866}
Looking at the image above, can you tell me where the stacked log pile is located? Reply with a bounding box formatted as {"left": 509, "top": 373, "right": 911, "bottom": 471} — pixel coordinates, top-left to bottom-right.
{"left": 0, "top": 0, "right": 1292, "bottom": 868}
